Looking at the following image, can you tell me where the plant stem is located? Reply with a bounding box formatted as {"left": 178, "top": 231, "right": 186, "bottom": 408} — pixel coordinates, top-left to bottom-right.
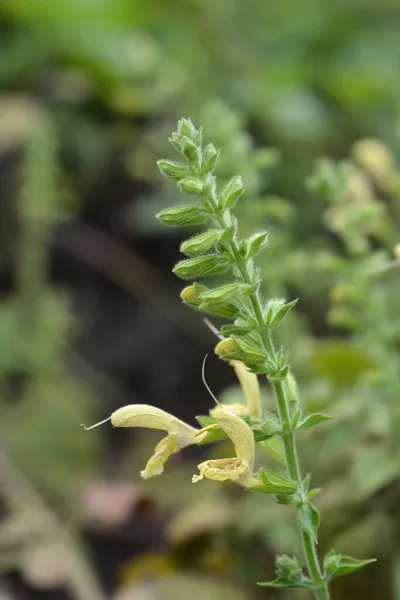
{"left": 212, "top": 204, "right": 330, "bottom": 599}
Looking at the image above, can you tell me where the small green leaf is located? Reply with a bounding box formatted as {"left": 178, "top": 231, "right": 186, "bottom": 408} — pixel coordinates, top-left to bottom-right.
{"left": 257, "top": 578, "right": 305, "bottom": 589}
{"left": 307, "top": 488, "right": 322, "bottom": 501}
{"left": 157, "top": 205, "right": 207, "bottom": 227}
{"left": 298, "top": 413, "right": 333, "bottom": 429}
{"left": 324, "top": 550, "right": 376, "bottom": 581}
{"left": 219, "top": 175, "right": 245, "bottom": 209}
{"left": 297, "top": 503, "right": 320, "bottom": 540}
{"left": 273, "top": 298, "right": 299, "bottom": 323}
{"left": 245, "top": 231, "right": 269, "bottom": 258}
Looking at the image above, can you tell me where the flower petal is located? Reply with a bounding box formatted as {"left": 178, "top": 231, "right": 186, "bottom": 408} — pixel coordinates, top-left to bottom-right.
{"left": 230, "top": 360, "right": 261, "bottom": 418}
{"left": 212, "top": 407, "right": 255, "bottom": 472}
{"left": 141, "top": 434, "right": 178, "bottom": 479}
{"left": 111, "top": 404, "right": 199, "bottom": 446}
{"left": 192, "top": 458, "right": 247, "bottom": 483}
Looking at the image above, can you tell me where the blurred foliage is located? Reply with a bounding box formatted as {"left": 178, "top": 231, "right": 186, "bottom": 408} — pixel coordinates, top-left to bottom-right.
{"left": 0, "top": 0, "right": 400, "bottom": 599}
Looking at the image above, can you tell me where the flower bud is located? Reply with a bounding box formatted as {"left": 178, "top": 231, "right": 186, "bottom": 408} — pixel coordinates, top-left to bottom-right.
{"left": 177, "top": 118, "right": 196, "bottom": 139}
{"left": 203, "top": 143, "right": 219, "bottom": 173}
{"left": 182, "top": 139, "right": 201, "bottom": 166}
{"left": 200, "top": 301, "right": 241, "bottom": 319}
{"left": 173, "top": 254, "right": 228, "bottom": 279}
{"left": 180, "top": 229, "right": 222, "bottom": 256}
{"left": 157, "top": 159, "right": 188, "bottom": 180}
{"left": 179, "top": 177, "right": 205, "bottom": 196}
{"left": 215, "top": 338, "right": 236, "bottom": 358}
{"left": 169, "top": 132, "right": 185, "bottom": 152}
{"left": 219, "top": 175, "right": 245, "bottom": 209}
{"left": 156, "top": 205, "right": 207, "bottom": 227}
{"left": 180, "top": 285, "right": 199, "bottom": 305}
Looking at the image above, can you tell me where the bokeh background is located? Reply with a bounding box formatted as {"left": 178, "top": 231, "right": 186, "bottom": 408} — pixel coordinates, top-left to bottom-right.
{"left": 1, "top": 1, "right": 400, "bottom": 599}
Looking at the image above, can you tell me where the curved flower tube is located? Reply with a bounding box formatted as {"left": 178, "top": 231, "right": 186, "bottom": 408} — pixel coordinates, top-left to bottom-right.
{"left": 82, "top": 404, "right": 206, "bottom": 479}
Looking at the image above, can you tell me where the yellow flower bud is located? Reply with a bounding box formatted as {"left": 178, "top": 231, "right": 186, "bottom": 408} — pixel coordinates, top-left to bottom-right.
{"left": 180, "top": 285, "right": 199, "bottom": 304}
{"left": 215, "top": 338, "right": 235, "bottom": 358}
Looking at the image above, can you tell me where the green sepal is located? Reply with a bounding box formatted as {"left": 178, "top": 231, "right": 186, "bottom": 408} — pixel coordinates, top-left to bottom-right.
{"left": 199, "top": 301, "right": 241, "bottom": 319}
{"left": 179, "top": 177, "right": 204, "bottom": 196}
{"left": 180, "top": 230, "right": 222, "bottom": 256}
{"left": 199, "top": 283, "right": 253, "bottom": 304}
{"left": 220, "top": 324, "right": 254, "bottom": 336}
{"left": 157, "top": 205, "right": 207, "bottom": 227}
{"left": 157, "top": 159, "right": 188, "bottom": 180}
{"left": 182, "top": 138, "right": 201, "bottom": 166}
{"left": 324, "top": 550, "right": 376, "bottom": 582}
{"left": 249, "top": 469, "right": 297, "bottom": 495}
{"left": 297, "top": 413, "right": 333, "bottom": 429}
{"left": 232, "top": 337, "right": 268, "bottom": 364}
{"left": 173, "top": 255, "right": 229, "bottom": 279}
{"left": 195, "top": 415, "right": 227, "bottom": 444}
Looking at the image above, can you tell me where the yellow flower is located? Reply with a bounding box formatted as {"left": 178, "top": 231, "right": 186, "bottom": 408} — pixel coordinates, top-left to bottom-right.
{"left": 209, "top": 360, "right": 261, "bottom": 419}
{"left": 82, "top": 404, "right": 205, "bottom": 479}
{"left": 192, "top": 406, "right": 256, "bottom": 488}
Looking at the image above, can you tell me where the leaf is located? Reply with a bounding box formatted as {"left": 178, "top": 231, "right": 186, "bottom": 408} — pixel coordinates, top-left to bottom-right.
{"left": 298, "top": 413, "right": 333, "bottom": 429}
{"left": 324, "top": 550, "right": 376, "bottom": 581}
{"left": 258, "top": 578, "right": 306, "bottom": 589}
{"left": 245, "top": 231, "right": 269, "bottom": 258}
{"left": 273, "top": 298, "right": 299, "bottom": 323}
{"left": 297, "top": 503, "right": 320, "bottom": 540}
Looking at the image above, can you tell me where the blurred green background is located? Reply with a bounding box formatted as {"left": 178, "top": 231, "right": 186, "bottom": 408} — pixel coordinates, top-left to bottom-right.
{"left": 0, "top": 0, "right": 400, "bottom": 598}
